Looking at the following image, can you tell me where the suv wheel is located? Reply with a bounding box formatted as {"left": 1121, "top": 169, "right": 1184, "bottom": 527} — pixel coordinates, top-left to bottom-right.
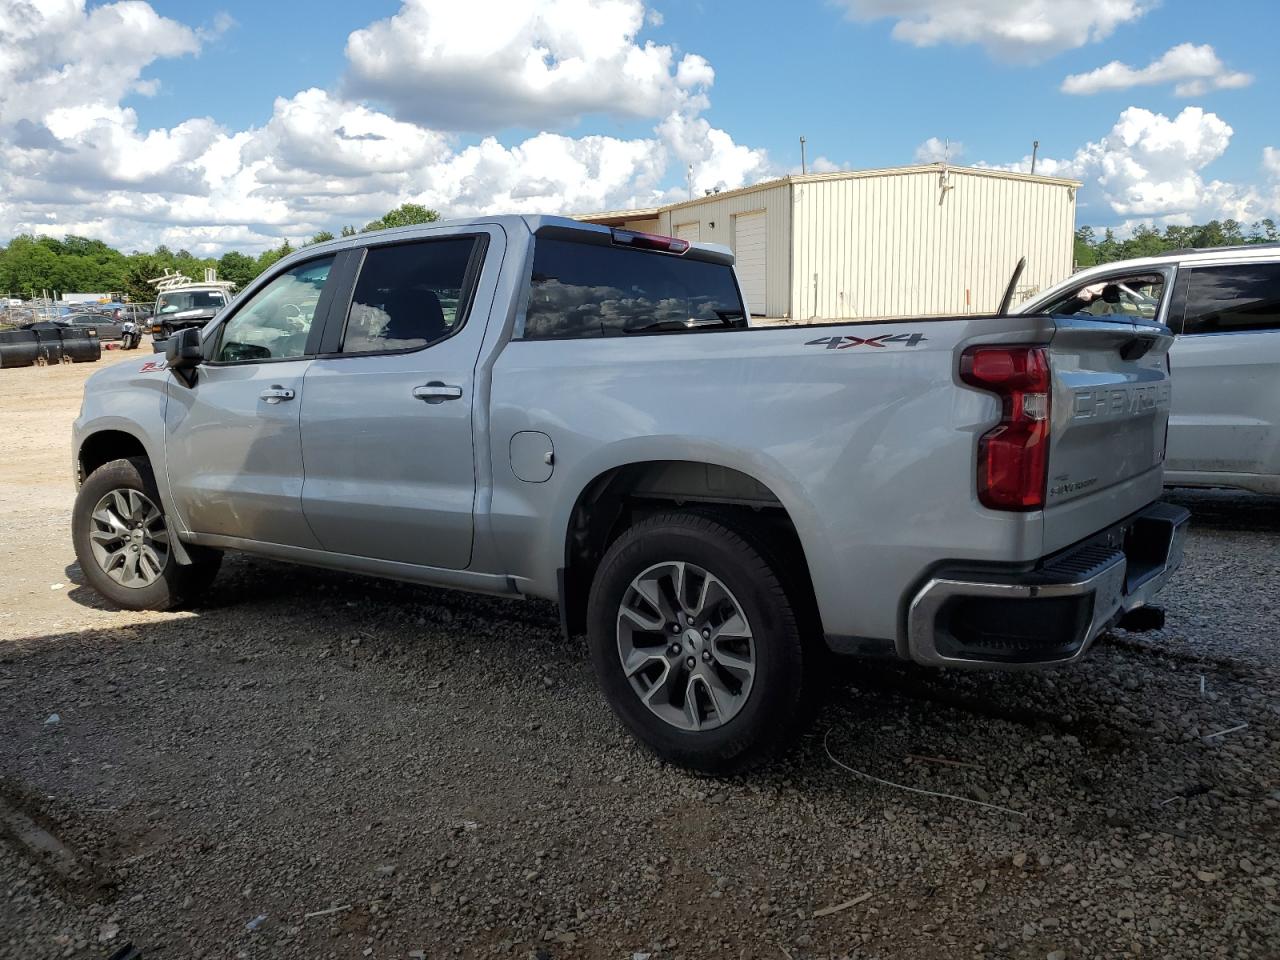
{"left": 586, "top": 512, "right": 810, "bottom": 773}
{"left": 72, "top": 457, "right": 221, "bottom": 611}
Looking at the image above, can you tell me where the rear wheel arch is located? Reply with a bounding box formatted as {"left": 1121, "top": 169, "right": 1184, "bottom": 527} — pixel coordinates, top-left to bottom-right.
{"left": 559, "top": 460, "right": 820, "bottom": 640}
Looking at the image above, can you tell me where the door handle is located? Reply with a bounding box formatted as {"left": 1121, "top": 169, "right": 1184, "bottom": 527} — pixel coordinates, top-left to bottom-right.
{"left": 259, "top": 386, "right": 295, "bottom": 404}
{"left": 412, "top": 382, "right": 463, "bottom": 404}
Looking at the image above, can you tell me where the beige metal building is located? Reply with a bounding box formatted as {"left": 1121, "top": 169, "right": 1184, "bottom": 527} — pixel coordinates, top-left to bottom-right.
{"left": 579, "top": 164, "right": 1079, "bottom": 321}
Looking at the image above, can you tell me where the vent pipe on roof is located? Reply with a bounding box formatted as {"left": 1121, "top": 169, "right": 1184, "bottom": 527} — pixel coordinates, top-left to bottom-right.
{"left": 800, "top": 136, "right": 807, "bottom": 176}
{"left": 1030, "top": 140, "right": 1040, "bottom": 175}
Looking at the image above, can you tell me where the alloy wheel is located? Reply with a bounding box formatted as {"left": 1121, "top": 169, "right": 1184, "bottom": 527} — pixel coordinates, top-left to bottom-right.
{"left": 87, "top": 489, "right": 169, "bottom": 588}
{"left": 616, "top": 561, "right": 756, "bottom": 731}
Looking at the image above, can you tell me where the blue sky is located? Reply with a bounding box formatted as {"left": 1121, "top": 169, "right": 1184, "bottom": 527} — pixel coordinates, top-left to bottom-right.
{"left": 133, "top": 0, "right": 1277, "bottom": 185}
{"left": 3, "top": 0, "right": 1278, "bottom": 254}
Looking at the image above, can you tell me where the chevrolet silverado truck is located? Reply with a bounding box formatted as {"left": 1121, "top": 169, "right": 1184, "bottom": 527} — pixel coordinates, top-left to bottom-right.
{"left": 71, "top": 216, "right": 1188, "bottom": 772}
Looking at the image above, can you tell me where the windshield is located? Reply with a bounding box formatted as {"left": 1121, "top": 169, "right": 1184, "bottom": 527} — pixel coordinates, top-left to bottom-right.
{"left": 157, "top": 290, "right": 227, "bottom": 314}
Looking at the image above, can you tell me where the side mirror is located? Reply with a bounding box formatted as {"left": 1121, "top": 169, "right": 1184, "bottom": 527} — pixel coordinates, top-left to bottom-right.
{"left": 165, "top": 326, "right": 203, "bottom": 369}
{"left": 165, "top": 327, "right": 203, "bottom": 386}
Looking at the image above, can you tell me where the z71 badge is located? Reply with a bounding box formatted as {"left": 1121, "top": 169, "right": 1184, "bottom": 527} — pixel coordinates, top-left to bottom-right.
{"left": 805, "top": 333, "right": 928, "bottom": 349}
{"left": 139, "top": 359, "right": 167, "bottom": 373}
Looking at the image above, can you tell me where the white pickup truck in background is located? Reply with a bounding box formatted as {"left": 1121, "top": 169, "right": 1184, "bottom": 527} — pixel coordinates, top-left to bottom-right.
{"left": 1018, "top": 243, "right": 1280, "bottom": 495}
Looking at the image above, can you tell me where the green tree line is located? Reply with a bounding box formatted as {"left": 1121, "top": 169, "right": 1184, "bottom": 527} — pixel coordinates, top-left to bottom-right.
{"left": 1074, "top": 218, "right": 1278, "bottom": 267}
{"left": 0, "top": 204, "right": 438, "bottom": 303}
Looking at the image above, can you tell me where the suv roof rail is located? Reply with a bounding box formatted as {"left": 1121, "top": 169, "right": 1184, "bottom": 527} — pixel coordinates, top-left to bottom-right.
{"left": 1165, "top": 241, "right": 1280, "bottom": 256}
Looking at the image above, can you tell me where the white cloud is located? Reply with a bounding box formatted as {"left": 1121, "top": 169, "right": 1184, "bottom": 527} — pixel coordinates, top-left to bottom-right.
{"left": 1261, "top": 146, "right": 1280, "bottom": 179}
{"left": 985, "top": 106, "right": 1271, "bottom": 226}
{"left": 343, "top": 0, "right": 713, "bottom": 131}
{"left": 1062, "top": 43, "right": 1253, "bottom": 96}
{"left": 0, "top": 0, "right": 201, "bottom": 127}
{"left": 0, "top": 0, "right": 771, "bottom": 254}
{"left": 914, "top": 137, "right": 964, "bottom": 163}
{"left": 657, "top": 112, "right": 772, "bottom": 196}
{"left": 832, "top": 0, "right": 1154, "bottom": 62}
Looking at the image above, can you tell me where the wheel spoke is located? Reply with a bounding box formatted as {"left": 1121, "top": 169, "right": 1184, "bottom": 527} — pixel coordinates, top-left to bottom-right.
{"left": 101, "top": 547, "right": 127, "bottom": 575}
{"left": 712, "top": 643, "right": 754, "bottom": 682}
{"left": 641, "top": 662, "right": 682, "bottom": 709}
{"left": 92, "top": 507, "right": 129, "bottom": 537}
{"left": 631, "top": 570, "right": 675, "bottom": 623}
{"left": 619, "top": 602, "right": 664, "bottom": 633}
{"left": 621, "top": 648, "right": 667, "bottom": 679}
{"left": 671, "top": 561, "right": 694, "bottom": 616}
{"left": 110, "top": 490, "right": 132, "bottom": 521}
{"left": 680, "top": 673, "right": 704, "bottom": 731}
{"left": 711, "top": 610, "right": 751, "bottom": 642}
{"left": 122, "top": 549, "right": 142, "bottom": 584}
{"left": 139, "top": 546, "right": 165, "bottom": 580}
{"left": 698, "top": 574, "right": 736, "bottom": 619}
{"left": 695, "top": 672, "right": 727, "bottom": 721}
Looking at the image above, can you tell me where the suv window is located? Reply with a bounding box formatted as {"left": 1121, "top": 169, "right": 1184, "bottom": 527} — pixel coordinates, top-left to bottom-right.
{"left": 1182, "top": 263, "right": 1280, "bottom": 335}
{"left": 214, "top": 256, "right": 334, "bottom": 362}
{"left": 341, "top": 238, "right": 477, "bottom": 354}
{"left": 522, "top": 238, "right": 747, "bottom": 340}
{"left": 1043, "top": 272, "right": 1165, "bottom": 320}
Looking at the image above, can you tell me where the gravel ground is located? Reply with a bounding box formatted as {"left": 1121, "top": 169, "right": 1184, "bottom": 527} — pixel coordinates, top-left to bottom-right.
{"left": 2, "top": 358, "right": 1278, "bottom": 960}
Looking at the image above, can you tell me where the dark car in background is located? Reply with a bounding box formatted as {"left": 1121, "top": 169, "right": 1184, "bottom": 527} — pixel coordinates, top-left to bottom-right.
{"left": 24, "top": 312, "right": 124, "bottom": 341}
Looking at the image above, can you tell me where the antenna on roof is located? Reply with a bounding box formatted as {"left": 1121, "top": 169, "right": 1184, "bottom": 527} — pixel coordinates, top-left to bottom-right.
{"left": 800, "top": 136, "right": 807, "bottom": 176}
{"left": 1030, "top": 139, "right": 1040, "bottom": 175}
{"left": 687, "top": 163, "right": 693, "bottom": 201}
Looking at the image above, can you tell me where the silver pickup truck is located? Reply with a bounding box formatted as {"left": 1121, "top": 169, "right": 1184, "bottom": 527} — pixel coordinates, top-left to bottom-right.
{"left": 72, "top": 216, "right": 1188, "bottom": 771}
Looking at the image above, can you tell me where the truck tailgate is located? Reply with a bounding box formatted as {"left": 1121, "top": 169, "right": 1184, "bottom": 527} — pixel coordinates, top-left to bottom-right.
{"left": 1043, "top": 316, "right": 1173, "bottom": 552}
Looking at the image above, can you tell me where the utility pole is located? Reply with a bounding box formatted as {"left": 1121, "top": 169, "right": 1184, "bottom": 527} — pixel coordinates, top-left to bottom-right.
{"left": 800, "top": 136, "right": 807, "bottom": 176}
{"left": 1030, "top": 140, "right": 1040, "bottom": 176}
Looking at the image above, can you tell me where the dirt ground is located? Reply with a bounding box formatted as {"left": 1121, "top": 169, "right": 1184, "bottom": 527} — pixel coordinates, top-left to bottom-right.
{"left": 1, "top": 352, "right": 1278, "bottom": 960}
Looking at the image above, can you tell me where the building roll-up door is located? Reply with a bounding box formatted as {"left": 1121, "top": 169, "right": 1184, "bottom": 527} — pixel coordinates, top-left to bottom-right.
{"left": 733, "top": 211, "right": 767, "bottom": 316}
{"left": 674, "top": 221, "right": 700, "bottom": 242}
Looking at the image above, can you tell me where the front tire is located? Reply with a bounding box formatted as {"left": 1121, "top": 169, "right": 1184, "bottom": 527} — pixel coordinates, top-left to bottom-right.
{"left": 72, "top": 457, "right": 221, "bottom": 611}
{"left": 586, "top": 512, "right": 810, "bottom": 774}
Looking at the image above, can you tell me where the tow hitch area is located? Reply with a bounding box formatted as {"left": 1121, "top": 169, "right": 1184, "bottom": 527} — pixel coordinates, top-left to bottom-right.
{"left": 1117, "top": 605, "right": 1166, "bottom": 633}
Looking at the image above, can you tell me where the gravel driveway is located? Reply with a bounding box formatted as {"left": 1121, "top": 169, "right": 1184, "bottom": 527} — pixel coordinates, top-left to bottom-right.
{"left": 2, "top": 358, "right": 1277, "bottom": 960}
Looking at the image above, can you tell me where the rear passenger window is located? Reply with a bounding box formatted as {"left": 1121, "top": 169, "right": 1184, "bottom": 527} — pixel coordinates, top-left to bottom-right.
{"left": 522, "top": 237, "right": 747, "bottom": 340}
{"left": 1183, "top": 263, "right": 1280, "bottom": 335}
{"left": 341, "top": 238, "right": 477, "bottom": 354}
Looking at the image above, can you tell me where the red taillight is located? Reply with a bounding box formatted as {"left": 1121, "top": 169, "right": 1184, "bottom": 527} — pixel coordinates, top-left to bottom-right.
{"left": 610, "top": 228, "right": 689, "bottom": 254}
{"left": 960, "top": 345, "right": 1051, "bottom": 511}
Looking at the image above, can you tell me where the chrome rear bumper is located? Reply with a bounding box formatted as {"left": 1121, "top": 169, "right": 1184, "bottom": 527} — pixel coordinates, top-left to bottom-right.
{"left": 906, "top": 501, "right": 1189, "bottom": 669}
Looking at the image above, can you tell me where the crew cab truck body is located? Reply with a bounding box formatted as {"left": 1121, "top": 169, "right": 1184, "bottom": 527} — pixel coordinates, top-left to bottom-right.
{"left": 72, "top": 216, "right": 1187, "bottom": 772}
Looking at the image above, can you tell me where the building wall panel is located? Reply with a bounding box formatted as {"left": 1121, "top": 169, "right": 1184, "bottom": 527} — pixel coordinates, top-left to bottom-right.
{"left": 791, "top": 169, "right": 1075, "bottom": 319}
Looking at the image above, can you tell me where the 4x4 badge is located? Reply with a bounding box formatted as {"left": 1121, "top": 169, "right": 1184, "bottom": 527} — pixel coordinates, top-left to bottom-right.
{"left": 805, "top": 333, "right": 928, "bottom": 349}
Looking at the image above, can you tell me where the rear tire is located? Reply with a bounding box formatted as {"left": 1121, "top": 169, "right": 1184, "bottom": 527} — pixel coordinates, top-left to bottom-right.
{"left": 586, "top": 512, "right": 811, "bottom": 774}
{"left": 72, "top": 457, "right": 221, "bottom": 611}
